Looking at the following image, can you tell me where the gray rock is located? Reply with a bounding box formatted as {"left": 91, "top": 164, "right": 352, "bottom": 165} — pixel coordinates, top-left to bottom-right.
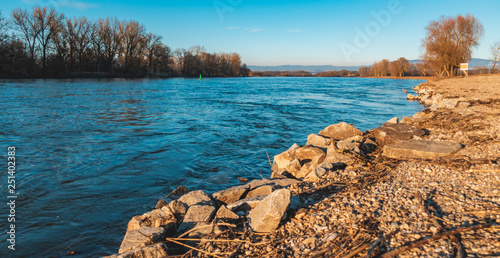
{"left": 271, "top": 146, "right": 325, "bottom": 178}
{"left": 178, "top": 205, "right": 216, "bottom": 233}
{"left": 154, "top": 199, "right": 168, "bottom": 209}
{"left": 227, "top": 195, "right": 266, "bottom": 212}
{"left": 169, "top": 200, "right": 188, "bottom": 216}
{"left": 318, "top": 122, "right": 363, "bottom": 140}
{"left": 384, "top": 117, "right": 399, "bottom": 125}
{"left": 373, "top": 123, "right": 425, "bottom": 146}
{"left": 288, "top": 143, "right": 300, "bottom": 151}
{"left": 246, "top": 184, "right": 282, "bottom": 198}
{"left": 336, "top": 140, "right": 361, "bottom": 153}
{"left": 304, "top": 166, "right": 329, "bottom": 182}
{"left": 126, "top": 206, "right": 176, "bottom": 232}
{"left": 215, "top": 205, "right": 240, "bottom": 220}
{"left": 407, "top": 94, "right": 418, "bottom": 101}
{"left": 177, "top": 190, "right": 214, "bottom": 207}
{"left": 247, "top": 178, "right": 300, "bottom": 189}
{"left": 169, "top": 185, "right": 188, "bottom": 196}
{"left": 325, "top": 145, "right": 353, "bottom": 165}
{"left": 400, "top": 117, "right": 414, "bottom": 124}
{"left": 458, "top": 101, "right": 471, "bottom": 108}
{"left": 118, "top": 227, "right": 167, "bottom": 254}
{"left": 248, "top": 189, "right": 291, "bottom": 233}
{"left": 382, "top": 140, "right": 462, "bottom": 160}
{"left": 105, "top": 243, "right": 169, "bottom": 258}
{"left": 306, "top": 134, "right": 331, "bottom": 148}
{"left": 213, "top": 184, "right": 250, "bottom": 205}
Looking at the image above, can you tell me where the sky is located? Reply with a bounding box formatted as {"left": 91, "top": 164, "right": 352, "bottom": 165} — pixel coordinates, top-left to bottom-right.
{"left": 1, "top": 0, "right": 499, "bottom": 66}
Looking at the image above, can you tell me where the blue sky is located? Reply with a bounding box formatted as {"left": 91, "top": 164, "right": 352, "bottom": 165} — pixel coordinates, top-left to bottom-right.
{"left": 2, "top": 0, "right": 499, "bottom": 66}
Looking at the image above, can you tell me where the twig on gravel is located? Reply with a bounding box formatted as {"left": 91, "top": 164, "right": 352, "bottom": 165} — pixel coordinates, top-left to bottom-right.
{"left": 379, "top": 223, "right": 495, "bottom": 258}
{"left": 166, "top": 238, "right": 223, "bottom": 258}
{"left": 228, "top": 223, "right": 249, "bottom": 258}
{"left": 341, "top": 243, "right": 369, "bottom": 258}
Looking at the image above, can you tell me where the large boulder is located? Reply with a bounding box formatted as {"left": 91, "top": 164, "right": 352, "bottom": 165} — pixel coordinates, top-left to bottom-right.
{"left": 178, "top": 205, "right": 216, "bottom": 233}
{"left": 227, "top": 195, "right": 266, "bottom": 212}
{"left": 126, "top": 206, "right": 176, "bottom": 232}
{"left": 177, "top": 190, "right": 214, "bottom": 207}
{"left": 213, "top": 184, "right": 250, "bottom": 205}
{"left": 246, "top": 184, "right": 282, "bottom": 198}
{"left": 247, "top": 178, "right": 300, "bottom": 189}
{"left": 373, "top": 123, "right": 425, "bottom": 146}
{"left": 105, "top": 243, "right": 169, "bottom": 258}
{"left": 336, "top": 139, "right": 361, "bottom": 153}
{"left": 271, "top": 146, "right": 326, "bottom": 179}
{"left": 306, "top": 134, "right": 331, "bottom": 148}
{"left": 118, "top": 227, "right": 167, "bottom": 254}
{"left": 215, "top": 205, "right": 240, "bottom": 220}
{"left": 319, "top": 122, "right": 363, "bottom": 140}
{"left": 271, "top": 148, "right": 296, "bottom": 175}
{"left": 169, "top": 200, "right": 188, "bottom": 217}
{"left": 247, "top": 189, "right": 291, "bottom": 233}
{"left": 382, "top": 140, "right": 462, "bottom": 160}
{"left": 326, "top": 144, "right": 354, "bottom": 165}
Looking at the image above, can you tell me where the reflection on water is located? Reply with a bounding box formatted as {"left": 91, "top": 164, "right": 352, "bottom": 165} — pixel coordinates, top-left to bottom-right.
{"left": 0, "top": 77, "right": 424, "bottom": 257}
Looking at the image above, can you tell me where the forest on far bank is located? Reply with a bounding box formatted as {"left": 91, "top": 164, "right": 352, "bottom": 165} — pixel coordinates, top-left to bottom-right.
{"left": 0, "top": 7, "right": 250, "bottom": 79}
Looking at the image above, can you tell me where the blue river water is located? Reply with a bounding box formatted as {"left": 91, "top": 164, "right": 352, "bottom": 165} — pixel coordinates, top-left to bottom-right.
{"left": 0, "top": 77, "right": 424, "bottom": 257}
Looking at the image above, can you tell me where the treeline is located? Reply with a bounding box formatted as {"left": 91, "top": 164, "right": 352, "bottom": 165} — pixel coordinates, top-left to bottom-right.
{"left": 0, "top": 7, "right": 248, "bottom": 78}
{"left": 250, "top": 70, "right": 313, "bottom": 77}
{"left": 249, "top": 70, "right": 361, "bottom": 77}
{"left": 359, "top": 57, "right": 424, "bottom": 77}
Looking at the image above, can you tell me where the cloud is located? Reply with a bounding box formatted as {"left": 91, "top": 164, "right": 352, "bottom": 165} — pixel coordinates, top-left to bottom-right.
{"left": 227, "top": 27, "right": 264, "bottom": 32}
{"left": 288, "top": 29, "right": 303, "bottom": 33}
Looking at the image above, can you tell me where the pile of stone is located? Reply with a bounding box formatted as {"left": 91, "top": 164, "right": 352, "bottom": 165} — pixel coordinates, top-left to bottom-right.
{"left": 408, "top": 83, "right": 471, "bottom": 111}
{"left": 105, "top": 115, "right": 468, "bottom": 257}
{"left": 105, "top": 178, "right": 300, "bottom": 257}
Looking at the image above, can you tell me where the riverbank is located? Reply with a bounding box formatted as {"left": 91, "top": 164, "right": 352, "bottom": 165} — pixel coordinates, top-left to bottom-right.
{"left": 105, "top": 75, "right": 499, "bottom": 257}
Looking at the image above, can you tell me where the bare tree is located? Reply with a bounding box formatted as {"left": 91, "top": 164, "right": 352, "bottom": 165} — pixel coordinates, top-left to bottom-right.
{"left": 490, "top": 42, "right": 500, "bottom": 73}
{"left": 371, "top": 59, "right": 389, "bottom": 77}
{"left": 119, "top": 20, "right": 147, "bottom": 72}
{"left": 358, "top": 67, "right": 370, "bottom": 77}
{"left": 11, "top": 8, "right": 39, "bottom": 62}
{"left": 0, "top": 11, "right": 9, "bottom": 44}
{"left": 415, "top": 62, "right": 429, "bottom": 76}
{"left": 97, "top": 17, "right": 121, "bottom": 72}
{"left": 32, "top": 7, "right": 65, "bottom": 71}
{"left": 390, "top": 57, "right": 410, "bottom": 77}
{"left": 422, "top": 14, "right": 483, "bottom": 76}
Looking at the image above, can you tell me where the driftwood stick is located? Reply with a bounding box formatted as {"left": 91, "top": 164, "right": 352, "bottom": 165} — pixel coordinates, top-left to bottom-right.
{"left": 366, "top": 236, "right": 383, "bottom": 258}
{"left": 266, "top": 151, "right": 272, "bottom": 168}
{"left": 165, "top": 239, "right": 223, "bottom": 258}
{"left": 177, "top": 222, "right": 236, "bottom": 239}
{"left": 380, "top": 223, "right": 494, "bottom": 258}
{"left": 342, "top": 243, "right": 369, "bottom": 258}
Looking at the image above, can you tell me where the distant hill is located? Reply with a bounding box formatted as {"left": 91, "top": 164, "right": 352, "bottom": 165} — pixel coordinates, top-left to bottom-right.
{"left": 247, "top": 65, "right": 366, "bottom": 73}
{"left": 248, "top": 58, "right": 493, "bottom": 73}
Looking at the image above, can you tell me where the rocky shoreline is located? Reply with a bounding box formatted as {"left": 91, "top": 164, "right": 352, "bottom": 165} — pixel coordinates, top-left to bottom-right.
{"left": 105, "top": 75, "right": 500, "bottom": 257}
